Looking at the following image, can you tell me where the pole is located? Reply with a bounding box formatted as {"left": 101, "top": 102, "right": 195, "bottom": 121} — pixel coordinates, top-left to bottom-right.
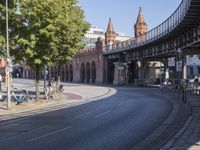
{"left": 44, "top": 74, "right": 46, "bottom": 89}
{"left": 6, "top": 0, "right": 11, "bottom": 109}
{"left": 125, "top": 65, "right": 128, "bottom": 86}
{"left": 175, "top": 48, "right": 177, "bottom": 81}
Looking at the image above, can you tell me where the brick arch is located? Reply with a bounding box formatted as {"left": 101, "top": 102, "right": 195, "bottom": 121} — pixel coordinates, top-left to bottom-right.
{"left": 54, "top": 66, "right": 57, "bottom": 78}
{"left": 65, "top": 65, "right": 68, "bottom": 82}
{"left": 86, "top": 62, "right": 90, "bottom": 83}
{"left": 107, "top": 61, "right": 114, "bottom": 83}
{"left": 80, "top": 63, "right": 85, "bottom": 82}
{"left": 61, "top": 66, "right": 65, "bottom": 81}
{"left": 91, "top": 61, "right": 96, "bottom": 83}
{"left": 69, "top": 64, "right": 73, "bottom": 82}
{"left": 50, "top": 66, "right": 54, "bottom": 78}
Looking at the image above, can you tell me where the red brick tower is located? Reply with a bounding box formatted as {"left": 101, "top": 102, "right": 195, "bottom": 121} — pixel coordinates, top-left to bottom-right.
{"left": 105, "top": 17, "right": 116, "bottom": 46}
{"left": 134, "top": 7, "right": 148, "bottom": 38}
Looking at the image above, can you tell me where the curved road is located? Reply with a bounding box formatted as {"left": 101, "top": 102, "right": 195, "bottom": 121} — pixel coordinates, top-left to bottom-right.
{"left": 0, "top": 85, "right": 172, "bottom": 150}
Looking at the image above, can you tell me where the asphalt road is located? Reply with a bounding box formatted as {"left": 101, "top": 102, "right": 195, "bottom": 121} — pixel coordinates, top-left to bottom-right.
{"left": 0, "top": 86, "right": 172, "bottom": 150}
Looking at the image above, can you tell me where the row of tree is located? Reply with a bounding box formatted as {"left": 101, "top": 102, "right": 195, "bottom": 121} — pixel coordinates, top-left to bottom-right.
{"left": 0, "top": 0, "right": 90, "bottom": 99}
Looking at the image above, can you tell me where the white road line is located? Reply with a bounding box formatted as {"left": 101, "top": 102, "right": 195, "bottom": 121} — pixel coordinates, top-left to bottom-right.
{"left": 28, "top": 126, "right": 71, "bottom": 142}
{"left": 118, "top": 101, "right": 124, "bottom": 106}
{"left": 85, "top": 110, "right": 95, "bottom": 115}
{"left": 0, "top": 126, "right": 47, "bottom": 142}
{"left": 95, "top": 110, "right": 111, "bottom": 118}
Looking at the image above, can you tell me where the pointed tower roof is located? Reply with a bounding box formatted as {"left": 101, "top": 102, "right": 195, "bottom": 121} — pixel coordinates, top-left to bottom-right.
{"left": 134, "top": 7, "right": 148, "bottom": 38}
{"left": 106, "top": 17, "right": 115, "bottom": 33}
{"left": 136, "top": 7, "right": 146, "bottom": 25}
{"left": 105, "top": 17, "right": 116, "bottom": 46}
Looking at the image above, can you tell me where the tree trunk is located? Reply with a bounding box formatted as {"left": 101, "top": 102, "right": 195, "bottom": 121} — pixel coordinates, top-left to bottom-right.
{"left": 35, "top": 67, "right": 40, "bottom": 100}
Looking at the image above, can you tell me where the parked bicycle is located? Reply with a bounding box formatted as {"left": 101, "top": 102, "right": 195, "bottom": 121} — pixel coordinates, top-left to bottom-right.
{"left": 3, "top": 89, "right": 34, "bottom": 104}
{"left": 44, "top": 78, "right": 64, "bottom": 100}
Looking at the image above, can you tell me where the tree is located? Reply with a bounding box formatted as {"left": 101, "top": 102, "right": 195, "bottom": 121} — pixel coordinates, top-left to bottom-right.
{"left": 0, "top": 0, "right": 90, "bottom": 99}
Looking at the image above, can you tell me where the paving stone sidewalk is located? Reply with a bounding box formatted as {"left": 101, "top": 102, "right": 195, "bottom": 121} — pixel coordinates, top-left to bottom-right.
{"left": 161, "top": 94, "right": 200, "bottom": 150}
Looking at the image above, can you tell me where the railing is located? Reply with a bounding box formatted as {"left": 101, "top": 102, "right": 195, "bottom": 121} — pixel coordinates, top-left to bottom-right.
{"left": 161, "top": 79, "right": 200, "bottom": 112}
{"left": 104, "top": 0, "right": 191, "bottom": 54}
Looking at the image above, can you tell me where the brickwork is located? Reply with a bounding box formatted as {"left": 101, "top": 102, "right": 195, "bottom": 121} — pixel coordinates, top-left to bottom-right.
{"left": 134, "top": 7, "right": 148, "bottom": 38}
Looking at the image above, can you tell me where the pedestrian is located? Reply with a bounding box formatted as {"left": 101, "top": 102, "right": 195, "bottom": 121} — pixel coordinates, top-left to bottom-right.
{"left": 0, "top": 74, "right": 2, "bottom": 92}
{"left": 194, "top": 75, "right": 199, "bottom": 83}
{"left": 194, "top": 75, "right": 199, "bottom": 93}
{"left": 16, "top": 73, "right": 19, "bottom": 78}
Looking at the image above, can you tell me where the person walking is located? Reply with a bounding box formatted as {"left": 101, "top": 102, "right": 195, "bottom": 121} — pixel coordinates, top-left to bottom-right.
{"left": 194, "top": 75, "right": 199, "bottom": 93}
{"left": 0, "top": 74, "right": 2, "bottom": 92}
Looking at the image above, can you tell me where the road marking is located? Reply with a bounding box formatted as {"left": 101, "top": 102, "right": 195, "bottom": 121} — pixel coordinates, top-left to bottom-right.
{"left": 0, "top": 126, "right": 47, "bottom": 142}
{"left": 95, "top": 110, "right": 111, "bottom": 118}
{"left": 118, "top": 101, "right": 124, "bottom": 106}
{"left": 28, "top": 126, "right": 71, "bottom": 142}
{"left": 85, "top": 110, "right": 95, "bottom": 115}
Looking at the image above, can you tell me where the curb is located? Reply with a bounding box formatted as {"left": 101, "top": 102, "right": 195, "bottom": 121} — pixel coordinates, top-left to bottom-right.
{"left": 0, "top": 87, "right": 116, "bottom": 123}
{"left": 160, "top": 116, "right": 193, "bottom": 150}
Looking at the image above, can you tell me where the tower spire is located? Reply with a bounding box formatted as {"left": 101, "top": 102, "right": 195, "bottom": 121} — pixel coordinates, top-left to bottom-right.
{"left": 136, "top": 7, "right": 144, "bottom": 24}
{"left": 105, "top": 17, "right": 116, "bottom": 46}
{"left": 134, "top": 7, "right": 148, "bottom": 38}
{"left": 106, "top": 17, "right": 115, "bottom": 33}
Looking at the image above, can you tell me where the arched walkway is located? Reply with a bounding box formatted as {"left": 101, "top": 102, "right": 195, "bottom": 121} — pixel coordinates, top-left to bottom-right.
{"left": 80, "top": 63, "right": 85, "bottom": 82}
{"left": 61, "top": 66, "right": 65, "bottom": 81}
{"left": 54, "top": 66, "right": 57, "bottom": 78}
{"left": 65, "top": 65, "right": 68, "bottom": 82}
{"left": 107, "top": 61, "right": 114, "bottom": 83}
{"left": 28, "top": 69, "right": 30, "bottom": 78}
{"left": 69, "top": 64, "right": 73, "bottom": 82}
{"left": 50, "top": 67, "right": 54, "bottom": 78}
{"left": 91, "top": 61, "right": 96, "bottom": 83}
{"left": 86, "top": 62, "right": 90, "bottom": 83}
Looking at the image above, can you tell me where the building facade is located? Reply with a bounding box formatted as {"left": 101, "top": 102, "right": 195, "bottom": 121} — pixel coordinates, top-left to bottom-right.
{"left": 20, "top": 7, "right": 200, "bottom": 85}
{"left": 21, "top": 8, "right": 163, "bottom": 84}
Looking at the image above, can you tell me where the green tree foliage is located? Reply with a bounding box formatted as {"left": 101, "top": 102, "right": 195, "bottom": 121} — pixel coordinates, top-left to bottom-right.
{"left": 0, "top": 0, "right": 19, "bottom": 57}
{"left": 0, "top": 0, "right": 90, "bottom": 99}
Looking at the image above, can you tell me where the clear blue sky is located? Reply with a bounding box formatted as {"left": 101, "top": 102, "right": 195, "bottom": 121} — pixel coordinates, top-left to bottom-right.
{"left": 78, "top": 0, "right": 182, "bottom": 37}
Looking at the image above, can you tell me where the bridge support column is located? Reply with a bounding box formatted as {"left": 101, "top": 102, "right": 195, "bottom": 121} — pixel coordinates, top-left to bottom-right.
{"left": 113, "top": 62, "right": 125, "bottom": 85}
{"left": 182, "top": 56, "right": 187, "bottom": 80}
{"left": 138, "top": 61, "right": 144, "bottom": 80}
{"left": 164, "top": 58, "right": 169, "bottom": 81}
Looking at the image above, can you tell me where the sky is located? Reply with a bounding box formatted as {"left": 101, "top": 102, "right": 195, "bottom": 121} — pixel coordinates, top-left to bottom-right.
{"left": 78, "top": 0, "right": 182, "bottom": 37}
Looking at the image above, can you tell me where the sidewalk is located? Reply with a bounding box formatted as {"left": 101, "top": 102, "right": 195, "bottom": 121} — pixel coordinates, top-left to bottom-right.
{"left": 0, "top": 80, "right": 117, "bottom": 122}
{"left": 161, "top": 93, "right": 200, "bottom": 150}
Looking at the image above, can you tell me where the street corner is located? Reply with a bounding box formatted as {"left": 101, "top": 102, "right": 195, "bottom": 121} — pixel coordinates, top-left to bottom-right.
{"left": 63, "top": 92, "right": 84, "bottom": 101}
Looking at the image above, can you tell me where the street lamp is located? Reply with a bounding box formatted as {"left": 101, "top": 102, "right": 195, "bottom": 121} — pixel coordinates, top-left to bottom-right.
{"left": 42, "top": 66, "right": 48, "bottom": 90}
{"left": 6, "top": 0, "right": 22, "bottom": 109}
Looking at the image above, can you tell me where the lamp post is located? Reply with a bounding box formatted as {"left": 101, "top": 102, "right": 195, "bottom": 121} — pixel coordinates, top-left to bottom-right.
{"left": 6, "top": 0, "right": 22, "bottom": 109}
{"left": 42, "top": 66, "right": 48, "bottom": 90}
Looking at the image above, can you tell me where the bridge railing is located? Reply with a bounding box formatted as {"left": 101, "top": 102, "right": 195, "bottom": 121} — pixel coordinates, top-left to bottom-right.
{"left": 104, "top": 0, "right": 191, "bottom": 54}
